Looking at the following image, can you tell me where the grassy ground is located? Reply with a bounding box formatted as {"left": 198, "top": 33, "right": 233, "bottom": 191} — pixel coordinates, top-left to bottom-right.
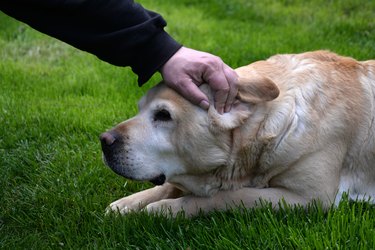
{"left": 1, "top": 0, "right": 375, "bottom": 249}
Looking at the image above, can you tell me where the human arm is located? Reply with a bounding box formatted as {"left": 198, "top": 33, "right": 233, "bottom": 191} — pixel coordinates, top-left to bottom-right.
{"left": 0, "top": 0, "right": 181, "bottom": 85}
{"left": 0, "top": 0, "right": 238, "bottom": 112}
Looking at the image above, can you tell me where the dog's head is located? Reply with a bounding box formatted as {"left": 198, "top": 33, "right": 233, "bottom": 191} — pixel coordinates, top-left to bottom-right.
{"left": 100, "top": 71, "right": 279, "bottom": 187}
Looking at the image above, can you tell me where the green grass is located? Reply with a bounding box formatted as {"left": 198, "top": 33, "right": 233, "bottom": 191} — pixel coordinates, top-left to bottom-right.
{"left": 1, "top": 0, "right": 375, "bottom": 248}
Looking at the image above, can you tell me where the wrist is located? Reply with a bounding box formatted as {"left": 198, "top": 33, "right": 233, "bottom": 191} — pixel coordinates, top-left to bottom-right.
{"left": 135, "top": 31, "right": 182, "bottom": 86}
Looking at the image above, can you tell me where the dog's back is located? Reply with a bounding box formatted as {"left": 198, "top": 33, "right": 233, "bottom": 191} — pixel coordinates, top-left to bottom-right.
{"left": 237, "top": 51, "right": 375, "bottom": 205}
{"left": 337, "top": 56, "right": 375, "bottom": 203}
{"left": 242, "top": 51, "right": 375, "bottom": 204}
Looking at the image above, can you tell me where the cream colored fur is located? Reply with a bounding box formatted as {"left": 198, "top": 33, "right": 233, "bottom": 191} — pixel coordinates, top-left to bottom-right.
{"left": 103, "top": 51, "right": 375, "bottom": 217}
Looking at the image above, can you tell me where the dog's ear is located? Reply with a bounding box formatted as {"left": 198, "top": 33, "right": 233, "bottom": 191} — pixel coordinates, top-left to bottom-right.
{"left": 236, "top": 75, "right": 280, "bottom": 104}
{"left": 208, "top": 75, "right": 279, "bottom": 130}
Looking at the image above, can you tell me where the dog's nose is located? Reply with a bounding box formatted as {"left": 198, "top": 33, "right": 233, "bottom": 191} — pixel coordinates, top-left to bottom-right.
{"left": 100, "top": 132, "right": 117, "bottom": 146}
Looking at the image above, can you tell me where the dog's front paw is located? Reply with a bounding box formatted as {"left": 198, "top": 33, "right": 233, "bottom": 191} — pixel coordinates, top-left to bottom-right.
{"left": 145, "top": 199, "right": 180, "bottom": 217}
{"left": 105, "top": 197, "right": 145, "bottom": 215}
{"left": 145, "top": 197, "right": 198, "bottom": 217}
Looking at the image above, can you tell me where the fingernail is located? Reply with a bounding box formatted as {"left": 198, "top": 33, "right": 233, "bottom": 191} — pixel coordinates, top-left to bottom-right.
{"left": 199, "top": 100, "right": 210, "bottom": 110}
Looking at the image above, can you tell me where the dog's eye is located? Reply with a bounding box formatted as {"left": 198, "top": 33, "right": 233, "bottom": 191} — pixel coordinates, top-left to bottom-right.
{"left": 153, "top": 109, "right": 172, "bottom": 122}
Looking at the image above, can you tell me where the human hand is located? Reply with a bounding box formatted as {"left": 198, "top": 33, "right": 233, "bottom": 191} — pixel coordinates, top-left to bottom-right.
{"left": 160, "top": 47, "right": 238, "bottom": 114}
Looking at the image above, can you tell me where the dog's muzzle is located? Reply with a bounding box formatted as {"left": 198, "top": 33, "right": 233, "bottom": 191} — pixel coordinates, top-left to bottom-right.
{"left": 99, "top": 131, "right": 166, "bottom": 185}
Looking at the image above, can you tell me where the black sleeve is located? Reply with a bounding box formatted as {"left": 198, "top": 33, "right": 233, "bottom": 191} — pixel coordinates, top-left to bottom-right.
{"left": 0, "top": 0, "right": 182, "bottom": 85}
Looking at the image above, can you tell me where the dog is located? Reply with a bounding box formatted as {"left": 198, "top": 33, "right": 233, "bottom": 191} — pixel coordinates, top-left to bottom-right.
{"left": 100, "top": 51, "right": 375, "bottom": 217}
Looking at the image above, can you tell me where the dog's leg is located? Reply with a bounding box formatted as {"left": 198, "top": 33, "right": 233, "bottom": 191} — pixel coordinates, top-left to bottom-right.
{"left": 107, "top": 182, "right": 185, "bottom": 214}
{"left": 145, "top": 187, "right": 310, "bottom": 217}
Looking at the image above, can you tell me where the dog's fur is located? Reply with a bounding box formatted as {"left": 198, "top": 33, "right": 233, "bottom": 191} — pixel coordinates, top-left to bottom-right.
{"left": 101, "top": 51, "right": 375, "bottom": 216}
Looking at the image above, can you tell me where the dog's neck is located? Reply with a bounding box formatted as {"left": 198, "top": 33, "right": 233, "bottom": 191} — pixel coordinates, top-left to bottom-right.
{"left": 168, "top": 121, "right": 275, "bottom": 197}
{"left": 218, "top": 102, "right": 287, "bottom": 190}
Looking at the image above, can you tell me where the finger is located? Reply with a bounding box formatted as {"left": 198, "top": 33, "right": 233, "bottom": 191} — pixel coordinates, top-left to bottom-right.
{"left": 165, "top": 78, "right": 210, "bottom": 110}
{"left": 223, "top": 65, "right": 238, "bottom": 113}
{"left": 201, "top": 59, "right": 232, "bottom": 114}
{"left": 214, "top": 87, "right": 228, "bottom": 114}
{"left": 207, "top": 70, "right": 230, "bottom": 115}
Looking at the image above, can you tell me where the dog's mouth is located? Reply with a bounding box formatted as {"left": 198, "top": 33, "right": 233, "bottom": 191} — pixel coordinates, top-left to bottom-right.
{"left": 149, "top": 174, "right": 166, "bottom": 185}
{"left": 102, "top": 154, "right": 166, "bottom": 185}
{"left": 103, "top": 158, "right": 165, "bottom": 185}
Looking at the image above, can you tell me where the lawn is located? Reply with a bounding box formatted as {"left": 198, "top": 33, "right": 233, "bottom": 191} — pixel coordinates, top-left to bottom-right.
{"left": 1, "top": 0, "right": 375, "bottom": 249}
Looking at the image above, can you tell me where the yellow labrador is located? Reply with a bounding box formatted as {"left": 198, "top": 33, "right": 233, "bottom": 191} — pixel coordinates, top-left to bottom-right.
{"left": 100, "top": 51, "right": 375, "bottom": 217}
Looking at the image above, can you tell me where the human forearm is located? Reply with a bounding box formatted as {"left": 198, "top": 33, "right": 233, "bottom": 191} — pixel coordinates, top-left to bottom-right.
{"left": 0, "top": 0, "right": 182, "bottom": 84}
